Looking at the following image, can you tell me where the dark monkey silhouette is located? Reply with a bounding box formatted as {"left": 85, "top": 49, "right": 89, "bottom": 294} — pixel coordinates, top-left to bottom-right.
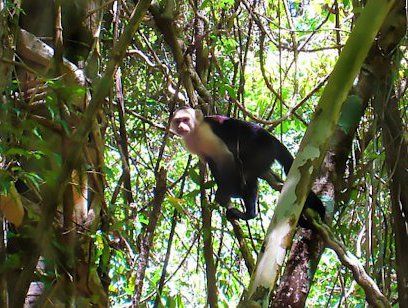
{"left": 171, "top": 107, "right": 325, "bottom": 224}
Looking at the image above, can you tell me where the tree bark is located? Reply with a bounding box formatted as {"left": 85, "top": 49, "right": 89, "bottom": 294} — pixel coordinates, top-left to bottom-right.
{"left": 272, "top": 2, "right": 406, "bottom": 305}
{"left": 382, "top": 97, "right": 408, "bottom": 305}
{"left": 132, "top": 168, "right": 167, "bottom": 306}
{"left": 243, "top": 2, "right": 396, "bottom": 305}
{"left": 200, "top": 162, "right": 219, "bottom": 307}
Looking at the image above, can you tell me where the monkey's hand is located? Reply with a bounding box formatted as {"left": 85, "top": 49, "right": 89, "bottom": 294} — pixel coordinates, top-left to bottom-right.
{"left": 226, "top": 207, "right": 249, "bottom": 220}
{"left": 226, "top": 208, "right": 240, "bottom": 220}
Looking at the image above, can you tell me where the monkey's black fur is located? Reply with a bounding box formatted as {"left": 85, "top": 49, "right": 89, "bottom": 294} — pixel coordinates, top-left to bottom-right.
{"left": 204, "top": 115, "right": 325, "bottom": 224}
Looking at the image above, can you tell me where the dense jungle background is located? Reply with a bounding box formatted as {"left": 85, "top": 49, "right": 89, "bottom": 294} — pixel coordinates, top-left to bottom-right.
{"left": 0, "top": 0, "right": 407, "bottom": 306}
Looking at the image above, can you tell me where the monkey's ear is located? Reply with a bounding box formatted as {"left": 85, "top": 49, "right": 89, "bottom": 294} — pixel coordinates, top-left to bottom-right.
{"left": 195, "top": 109, "right": 204, "bottom": 122}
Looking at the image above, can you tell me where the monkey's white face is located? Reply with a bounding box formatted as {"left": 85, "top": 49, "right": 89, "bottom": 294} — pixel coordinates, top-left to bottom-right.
{"left": 171, "top": 109, "right": 196, "bottom": 137}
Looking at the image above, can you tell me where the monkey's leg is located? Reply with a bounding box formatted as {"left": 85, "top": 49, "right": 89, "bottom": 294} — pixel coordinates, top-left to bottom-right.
{"left": 226, "top": 179, "right": 258, "bottom": 220}
{"left": 215, "top": 188, "right": 231, "bottom": 206}
{"left": 213, "top": 162, "right": 239, "bottom": 208}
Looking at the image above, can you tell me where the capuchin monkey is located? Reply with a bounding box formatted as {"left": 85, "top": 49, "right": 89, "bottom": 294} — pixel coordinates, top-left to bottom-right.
{"left": 171, "top": 107, "right": 325, "bottom": 224}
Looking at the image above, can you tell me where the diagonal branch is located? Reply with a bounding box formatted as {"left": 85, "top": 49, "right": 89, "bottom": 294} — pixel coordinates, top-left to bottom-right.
{"left": 305, "top": 209, "right": 390, "bottom": 307}
{"left": 241, "top": 1, "right": 396, "bottom": 306}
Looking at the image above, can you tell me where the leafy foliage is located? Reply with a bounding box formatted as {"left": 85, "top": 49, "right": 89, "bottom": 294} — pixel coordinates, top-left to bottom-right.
{"left": 1, "top": 0, "right": 406, "bottom": 306}
{"left": 102, "top": 1, "right": 405, "bottom": 306}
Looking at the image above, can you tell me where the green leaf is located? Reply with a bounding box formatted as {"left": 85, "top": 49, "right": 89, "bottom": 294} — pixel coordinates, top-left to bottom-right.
{"left": 188, "top": 168, "right": 200, "bottom": 185}
{"left": 203, "top": 180, "right": 216, "bottom": 189}
{"left": 0, "top": 253, "right": 21, "bottom": 271}
{"left": 342, "top": 0, "right": 350, "bottom": 7}
{"left": 0, "top": 172, "right": 12, "bottom": 195}
{"left": 185, "top": 189, "right": 200, "bottom": 198}
{"left": 167, "top": 196, "right": 185, "bottom": 214}
{"left": 338, "top": 95, "right": 363, "bottom": 133}
{"left": 17, "top": 171, "right": 43, "bottom": 190}
{"left": 138, "top": 214, "right": 149, "bottom": 225}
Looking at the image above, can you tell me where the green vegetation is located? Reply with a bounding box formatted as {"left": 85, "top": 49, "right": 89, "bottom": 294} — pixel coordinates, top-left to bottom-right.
{"left": 0, "top": 0, "right": 406, "bottom": 306}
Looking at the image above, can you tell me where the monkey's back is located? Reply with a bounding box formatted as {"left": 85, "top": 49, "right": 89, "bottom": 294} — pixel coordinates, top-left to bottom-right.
{"left": 204, "top": 116, "right": 291, "bottom": 180}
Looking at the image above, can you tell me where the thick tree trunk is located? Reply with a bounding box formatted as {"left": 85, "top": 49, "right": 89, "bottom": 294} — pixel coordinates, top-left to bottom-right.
{"left": 4, "top": 0, "right": 152, "bottom": 305}
{"left": 272, "top": 2, "right": 406, "bottom": 305}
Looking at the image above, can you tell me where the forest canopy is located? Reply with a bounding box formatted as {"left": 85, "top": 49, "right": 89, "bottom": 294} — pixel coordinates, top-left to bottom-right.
{"left": 0, "top": 0, "right": 407, "bottom": 307}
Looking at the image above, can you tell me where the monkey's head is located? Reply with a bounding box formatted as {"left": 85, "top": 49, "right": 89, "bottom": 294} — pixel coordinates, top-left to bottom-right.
{"left": 170, "top": 107, "right": 203, "bottom": 137}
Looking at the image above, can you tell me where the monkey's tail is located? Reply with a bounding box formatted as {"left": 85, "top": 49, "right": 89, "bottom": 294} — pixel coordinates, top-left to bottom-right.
{"left": 272, "top": 136, "right": 294, "bottom": 175}
{"left": 274, "top": 137, "right": 325, "bottom": 214}
{"left": 271, "top": 135, "right": 326, "bottom": 223}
